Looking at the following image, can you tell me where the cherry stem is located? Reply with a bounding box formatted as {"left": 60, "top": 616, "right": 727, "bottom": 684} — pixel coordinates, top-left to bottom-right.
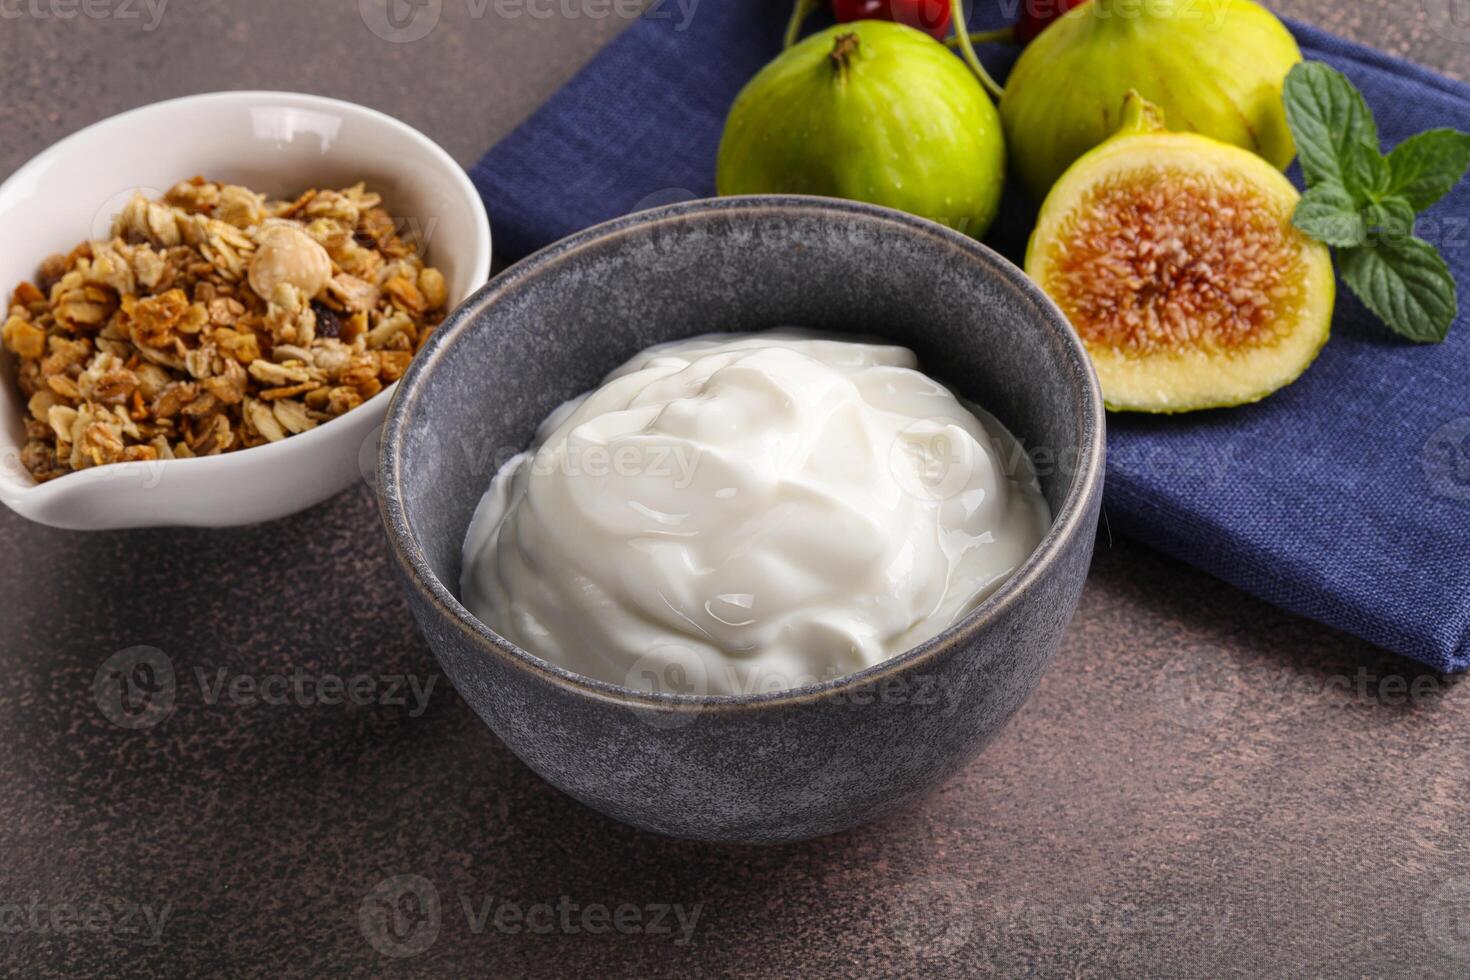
{"left": 950, "top": 0, "right": 1005, "bottom": 100}
{"left": 944, "top": 27, "right": 1017, "bottom": 49}
{"left": 783, "top": 0, "right": 821, "bottom": 49}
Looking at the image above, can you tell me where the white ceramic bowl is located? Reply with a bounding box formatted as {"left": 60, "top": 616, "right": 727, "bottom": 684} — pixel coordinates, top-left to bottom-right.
{"left": 0, "top": 91, "right": 491, "bottom": 530}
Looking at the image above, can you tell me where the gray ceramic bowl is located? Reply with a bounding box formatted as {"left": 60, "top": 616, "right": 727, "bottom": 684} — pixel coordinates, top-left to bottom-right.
{"left": 379, "top": 196, "right": 1105, "bottom": 844}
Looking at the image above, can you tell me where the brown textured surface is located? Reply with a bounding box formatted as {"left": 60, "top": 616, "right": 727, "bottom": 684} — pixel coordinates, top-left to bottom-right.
{"left": 2, "top": 2, "right": 1468, "bottom": 977}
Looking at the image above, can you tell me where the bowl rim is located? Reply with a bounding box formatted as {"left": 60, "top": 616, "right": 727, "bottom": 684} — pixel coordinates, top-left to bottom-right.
{"left": 380, "top": 194, "right": 1105, "bottom": 713}
{"left": 0, "top": 89, "right": 492, "bottom": 503}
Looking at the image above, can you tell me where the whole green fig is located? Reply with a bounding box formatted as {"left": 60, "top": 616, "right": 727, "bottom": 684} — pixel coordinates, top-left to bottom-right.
{"left": 1000, "top": 0, "right": 1303, "bottom": 200}
{"left": 717, "top": 21, "right": 1006, "bottom": 239}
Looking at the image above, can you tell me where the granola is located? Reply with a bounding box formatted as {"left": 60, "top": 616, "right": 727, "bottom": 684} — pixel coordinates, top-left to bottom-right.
{"left": 3, "top": 178, "right": 449, "bottom": 482}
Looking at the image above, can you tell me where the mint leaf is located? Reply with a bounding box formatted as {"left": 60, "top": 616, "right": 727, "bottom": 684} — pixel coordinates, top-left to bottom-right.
{"left": 1284, "top": 61, "right": 1470, "bottom": 343}
{"left": 1293, "top": 184, "right": 1365, "bottom": 247}
{"left": 1363, "top": 197, "right": 1417, "bottom": 242}
{"left": 1283, "top": 62, "right": 1380, "bottom": 190}
{"left": 1339, "top": 235, "right": 1458, "bottom": 343}
{"left": 1346, "top": 143, "right": 1391, "bottom": 201}
{"left": 1386, "top": 129, "right": 1470, "bottom": 210}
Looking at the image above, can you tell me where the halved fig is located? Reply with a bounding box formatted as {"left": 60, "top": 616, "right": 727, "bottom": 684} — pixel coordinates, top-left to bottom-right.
{"left": 1025, "top": 94, "right": 1336, "bottom": 413}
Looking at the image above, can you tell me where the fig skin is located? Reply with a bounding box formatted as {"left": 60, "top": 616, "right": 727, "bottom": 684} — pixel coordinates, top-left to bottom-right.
{"left": 1001, "top": 0, "right": 1303, "bottom": 201}
{"left": 717, "top": 22, "right": 1006, "bottom": 239}
{"left": 1026, "top": 95, "right": 1336, "bottom": 414}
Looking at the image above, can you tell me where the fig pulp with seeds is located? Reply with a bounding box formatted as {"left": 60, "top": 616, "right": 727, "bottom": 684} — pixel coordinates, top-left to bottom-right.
{"left": 1026, "top": 95, "right": 1335, "bottom": 414}
{"left": 717, "top": 21, "right": 1006, "bottom": 239}
{"left": 1001, "top": 0, "right": 1302, "bottom": 201}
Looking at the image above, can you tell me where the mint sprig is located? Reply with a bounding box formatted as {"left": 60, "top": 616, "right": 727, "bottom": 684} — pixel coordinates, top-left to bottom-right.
{"left": 1283, "top": 62, "right": 1470, "bottom": 344}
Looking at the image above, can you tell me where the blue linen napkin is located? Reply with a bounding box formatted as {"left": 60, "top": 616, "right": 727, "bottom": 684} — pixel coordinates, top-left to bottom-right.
{"left": 470, "top": 1, "right": 1470, "bottom": 672}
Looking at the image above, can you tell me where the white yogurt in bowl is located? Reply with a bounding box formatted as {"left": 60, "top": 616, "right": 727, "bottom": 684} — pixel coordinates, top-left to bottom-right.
{"left": 461, "top": 332, "right": 1050, "bottom": 696}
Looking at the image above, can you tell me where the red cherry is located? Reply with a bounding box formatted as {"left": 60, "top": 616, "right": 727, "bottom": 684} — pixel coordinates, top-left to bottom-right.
{"left": 829, "top": 0, "right": 953, "bottom": 41}
{"left": 1015, "top": 0, "right": 1090, "bottom": 44}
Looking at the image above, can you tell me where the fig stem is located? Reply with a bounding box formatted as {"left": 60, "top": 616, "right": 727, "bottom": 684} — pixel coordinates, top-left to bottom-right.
{"left": 950, "top": 0, "right": 1005, "bottom": 100}
{"left": 783, "top": 0, "right": 821, "bottom": 49}
{"left": 1115, "top": 91, "right": 1168, "bottom": 137}
{"left": 829, "top": 32, "right": 861, "bottom": 76}
{"left": 943, "top": 27, "right": 1017, "bottom": 50}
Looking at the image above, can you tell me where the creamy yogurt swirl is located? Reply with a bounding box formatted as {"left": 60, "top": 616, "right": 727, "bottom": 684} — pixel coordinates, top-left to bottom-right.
{"left": 461, "top": 333, "right": 1051, "bottom": 696}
